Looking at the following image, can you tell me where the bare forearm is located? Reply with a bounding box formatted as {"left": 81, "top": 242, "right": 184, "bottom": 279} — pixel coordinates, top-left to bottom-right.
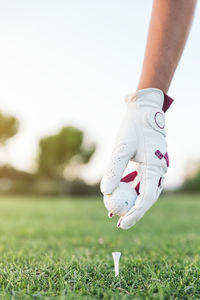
{"left": 137, "top": 0, "right": 197, "bottom": 93}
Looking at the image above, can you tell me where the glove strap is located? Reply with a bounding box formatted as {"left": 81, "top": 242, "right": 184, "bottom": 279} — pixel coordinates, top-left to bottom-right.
{"left": 163, "top": 93, "right": 174, "bottom": 112}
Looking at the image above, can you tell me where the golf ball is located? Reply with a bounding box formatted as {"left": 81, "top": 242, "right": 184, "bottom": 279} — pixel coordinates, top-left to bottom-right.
{"left": 104, "top": 182, "right": 137, "bottom": 217}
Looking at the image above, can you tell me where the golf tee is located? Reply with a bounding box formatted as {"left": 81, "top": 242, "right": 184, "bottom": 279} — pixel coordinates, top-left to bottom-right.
{"left": 112, "top": 252, "right": 121, "bottom": 276}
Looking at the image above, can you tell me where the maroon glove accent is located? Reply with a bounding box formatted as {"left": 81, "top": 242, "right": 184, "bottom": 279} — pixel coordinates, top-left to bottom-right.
{"left": 120, "top": 171, "right": 138, "bottom": 183}
{"left": 163, "top": 93, "right": 174, "bottom": 112}
{"left": 121, "top": 171, "right": 140, "bottom": 195}
{"left": 135, "top": 182, "right": 140, "bottom": 195}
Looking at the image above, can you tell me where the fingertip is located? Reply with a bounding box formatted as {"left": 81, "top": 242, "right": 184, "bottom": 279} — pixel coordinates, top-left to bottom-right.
{"left": 117, "top": 217, "right": 123, "bottom": 228}
{"left": 108, "top": 212, "right": 113, "bottom": 218}
{"left": 120, "top": 215, "right": 137, "bottom": 230}
{"left": 117, "top": 220, "right": 128, "bottom": 230}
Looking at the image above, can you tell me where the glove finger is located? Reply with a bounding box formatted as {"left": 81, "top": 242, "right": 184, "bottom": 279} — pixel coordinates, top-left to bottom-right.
{"left": 118, "top": 163, "right": 164, "bottom": 229}
{"left": 100, "top": 143, "right": 135, "bottom": 195}
{"left": 106, "top": 171, "right": 140, "bottom": 219}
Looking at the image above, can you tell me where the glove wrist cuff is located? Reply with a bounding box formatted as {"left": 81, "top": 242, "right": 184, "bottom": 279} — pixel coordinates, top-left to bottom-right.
{"left": 125, "top": 88, "right": 174, "bottom": 113}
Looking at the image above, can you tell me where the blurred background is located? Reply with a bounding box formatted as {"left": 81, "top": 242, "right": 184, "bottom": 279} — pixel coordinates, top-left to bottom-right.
{"left": 0, "top": 0, "right": 200, "bottom": 197}
{"left": 1, "top": 3, "right": 200, "bottom": 298}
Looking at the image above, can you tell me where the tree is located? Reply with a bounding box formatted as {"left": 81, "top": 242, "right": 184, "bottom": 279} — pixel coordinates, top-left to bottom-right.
{"left": 0, "top": 112, "right": 19, "bottom": 144}
{"left": 37, "top": 126, "right": 96, "bottom": 178}
{"left": 181, "top": 170, "right": 200, "bottom": 193}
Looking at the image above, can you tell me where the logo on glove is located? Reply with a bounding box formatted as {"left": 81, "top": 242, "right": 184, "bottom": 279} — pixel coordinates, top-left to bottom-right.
{"left": 155, "top": 150, "right": 169, "bottom": 167}
{"left": 154, "top": 112, "right": 165, "bottom": 129}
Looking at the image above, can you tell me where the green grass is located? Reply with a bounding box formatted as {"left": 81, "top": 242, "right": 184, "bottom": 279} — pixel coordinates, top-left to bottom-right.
{"left": 0, "top": 194, "right": 200, "bottom": 299}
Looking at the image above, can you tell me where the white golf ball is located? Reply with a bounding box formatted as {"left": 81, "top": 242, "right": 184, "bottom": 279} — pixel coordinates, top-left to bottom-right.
{"left": 104, "top": 182, "right": 137, "bottom": 217}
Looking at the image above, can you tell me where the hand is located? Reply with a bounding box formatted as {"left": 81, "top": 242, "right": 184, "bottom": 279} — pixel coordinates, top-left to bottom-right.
{"left": 100, "top": 88, "right": 173, "bottom": 229}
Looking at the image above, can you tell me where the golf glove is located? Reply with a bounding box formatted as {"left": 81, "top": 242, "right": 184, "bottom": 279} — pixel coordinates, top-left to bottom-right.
{"left": 100, "top": 88, "right": 173, "bottom": 229}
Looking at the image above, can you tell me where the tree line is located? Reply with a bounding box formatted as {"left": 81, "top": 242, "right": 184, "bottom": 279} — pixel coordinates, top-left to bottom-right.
{"left": 0, "top": 112, "right": 100, "bottom": 196}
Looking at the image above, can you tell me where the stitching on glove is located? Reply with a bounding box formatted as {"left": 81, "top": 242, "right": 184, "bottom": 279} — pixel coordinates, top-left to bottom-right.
{"left": 105, "top": 169, "right": 116, "bottom": 180}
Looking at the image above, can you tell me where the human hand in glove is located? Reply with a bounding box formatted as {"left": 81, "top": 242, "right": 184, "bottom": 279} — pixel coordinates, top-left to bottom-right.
{"left": 100, "top": 88, "right": 173, "bottom": 229}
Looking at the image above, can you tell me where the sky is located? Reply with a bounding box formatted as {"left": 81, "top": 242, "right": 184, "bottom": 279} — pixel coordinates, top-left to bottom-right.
{"left": 0, "top": 0, "right": 200, "bottom": 188}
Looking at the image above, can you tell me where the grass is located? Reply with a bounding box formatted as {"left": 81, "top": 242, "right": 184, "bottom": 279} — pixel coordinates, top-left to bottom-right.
{"left": 0, "top": 194, "right": 200, "bottom": 299}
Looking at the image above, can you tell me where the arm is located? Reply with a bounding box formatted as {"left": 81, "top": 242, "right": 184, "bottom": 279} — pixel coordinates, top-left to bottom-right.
{"left": 137, "top": 0, "right": 197, "bottom": 93}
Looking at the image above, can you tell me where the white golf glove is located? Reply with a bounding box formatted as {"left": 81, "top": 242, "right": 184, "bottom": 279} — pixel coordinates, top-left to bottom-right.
{"left": 100, "top": 88, "right": 173, "bottom": 229}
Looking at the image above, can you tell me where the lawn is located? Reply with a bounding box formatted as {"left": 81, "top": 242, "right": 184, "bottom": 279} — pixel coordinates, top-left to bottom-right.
{"left": 0, "top": 194, "right": 200, "bottom": 299}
